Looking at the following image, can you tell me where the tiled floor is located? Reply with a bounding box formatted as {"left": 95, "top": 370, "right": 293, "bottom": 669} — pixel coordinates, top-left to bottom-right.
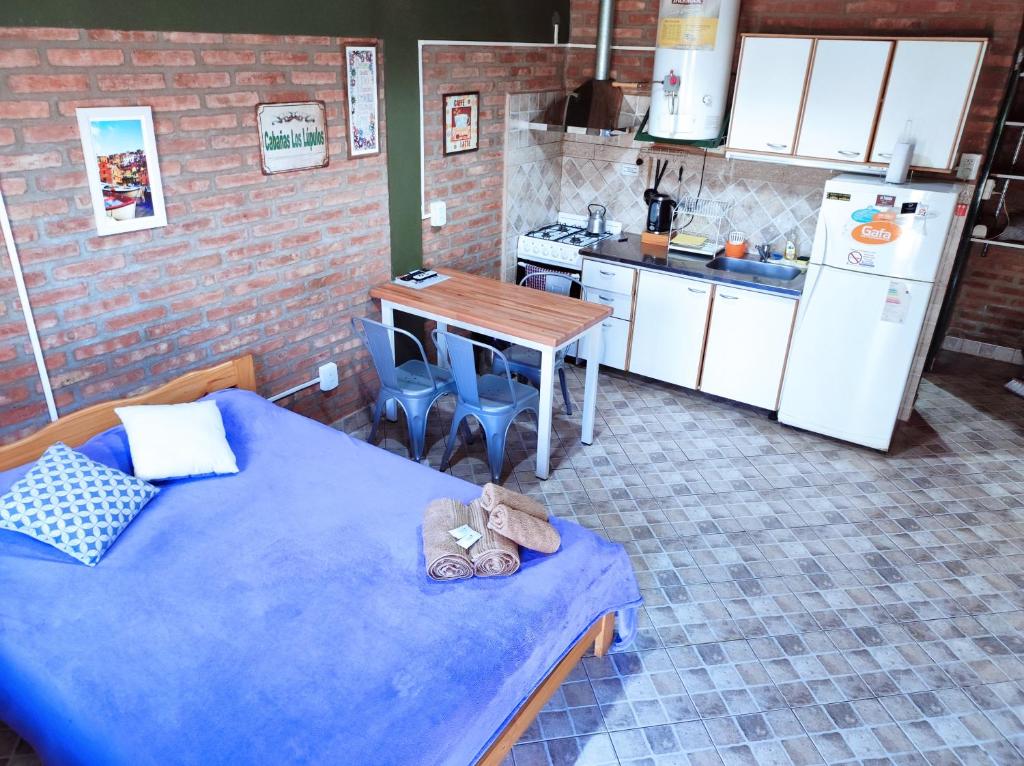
{"left": 4, "top": 351, "right": 1023, "bottom": 765}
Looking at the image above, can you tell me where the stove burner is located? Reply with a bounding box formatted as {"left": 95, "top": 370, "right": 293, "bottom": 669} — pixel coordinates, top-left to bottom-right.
{"left": 527, "top": 223, "right": 586, "bottom": 241}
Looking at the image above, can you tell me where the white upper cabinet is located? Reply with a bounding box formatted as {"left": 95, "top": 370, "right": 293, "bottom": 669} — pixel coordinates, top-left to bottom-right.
{"left": 727, "top": 36, "right": 813, "bottom": 155}
{"left": 727, "top": 34, "right": 986, "bottom": 172}
{"left": 796, "top": 39, "right": 892, "bottom": 162}
{"left": 869, "top": 40, "right": 985, "bottom": 171}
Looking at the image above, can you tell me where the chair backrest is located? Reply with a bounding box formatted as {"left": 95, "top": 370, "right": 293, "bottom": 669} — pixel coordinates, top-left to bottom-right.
{"left": 432, "top": 330, "right": 517, "bottom": 408}
{"left": 353, "top": 316, "right": 433, "bottom": 391}
{"left": 519, "top": 270, "right": 587, "bottom": 300}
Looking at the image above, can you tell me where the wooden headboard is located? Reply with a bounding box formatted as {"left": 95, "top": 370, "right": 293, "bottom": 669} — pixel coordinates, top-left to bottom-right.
{"left": 0, "top": 355, "right": 256, "bottom": 472}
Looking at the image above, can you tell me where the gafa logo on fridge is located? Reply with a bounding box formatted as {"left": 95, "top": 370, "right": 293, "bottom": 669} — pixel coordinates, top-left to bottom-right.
{"left": 850, "top": 220, "right": 901, "bottom": 245}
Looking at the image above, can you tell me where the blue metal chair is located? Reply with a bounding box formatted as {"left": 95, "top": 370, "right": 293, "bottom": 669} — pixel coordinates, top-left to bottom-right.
{"left": 353, "top": 316, "right": 457, "bottom": 463}
{"left": 492, "top": 271, "right": 588, "bottom": 415}
{"left": 433, "top": 329, "right": 540, "bottom": 483}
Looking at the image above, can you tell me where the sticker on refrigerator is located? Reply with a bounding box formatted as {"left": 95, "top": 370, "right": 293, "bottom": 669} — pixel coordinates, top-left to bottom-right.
{"left": 881, "top": 281, "right": 910, "bottom": 324}
{"left": 875, "top": 194, "right": 896, "bottom": 207}
{"left": 847, "top": 249, "right": 876, "bottom": 268}
{"left": 851, "top": 207, "right": 879, "bottom": 223}
{"left": 851, "top": 221, "right": 901, "bottom": 246}
{"left": 826, "top": 192, "right": 851, "bottom": 202}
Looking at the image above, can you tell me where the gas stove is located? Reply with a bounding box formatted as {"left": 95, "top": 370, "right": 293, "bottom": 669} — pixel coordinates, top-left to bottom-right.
{"left": 517, "top": 213, "right": 622, "bottom": 269}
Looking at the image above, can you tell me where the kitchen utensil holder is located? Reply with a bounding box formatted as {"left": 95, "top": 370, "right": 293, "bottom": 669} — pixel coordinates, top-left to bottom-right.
{"left": 668, "top": 195, "right": 732, "bottom": 258}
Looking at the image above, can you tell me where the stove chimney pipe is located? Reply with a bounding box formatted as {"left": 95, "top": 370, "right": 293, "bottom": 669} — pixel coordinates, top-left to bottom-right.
{"left": 594, "top": 0, "right": 614, "bottom": 81}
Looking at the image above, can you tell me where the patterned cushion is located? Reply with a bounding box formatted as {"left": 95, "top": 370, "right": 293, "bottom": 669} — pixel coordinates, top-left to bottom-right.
{"left": 0, "top": 443, "right": 158, "bottom": 566}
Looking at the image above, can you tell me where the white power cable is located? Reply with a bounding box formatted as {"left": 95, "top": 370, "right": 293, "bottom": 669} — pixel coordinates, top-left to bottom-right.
{"left": 0, "top": 181, "right": 58, "bottom": 422}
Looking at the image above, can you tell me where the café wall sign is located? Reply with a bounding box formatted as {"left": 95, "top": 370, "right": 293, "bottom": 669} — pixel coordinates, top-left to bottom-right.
{"left": 257, "top": 101, "right": 329, "bottom": 175}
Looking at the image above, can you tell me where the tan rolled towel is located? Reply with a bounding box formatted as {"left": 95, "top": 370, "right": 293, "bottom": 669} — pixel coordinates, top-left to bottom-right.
{"left": 466, "top": 499, "right": 519, "bottom": 577}
{"left": 487, "top": 503, "right": 561, "bottom": 554}
{"left": 422, "top": 498, "right": 474, "bottom": 581}
{"left": 479, "top": 482, "right": 548, "bottom": 520}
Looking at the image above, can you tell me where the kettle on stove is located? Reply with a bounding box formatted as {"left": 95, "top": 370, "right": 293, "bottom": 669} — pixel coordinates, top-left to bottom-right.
{"left": 586, "top": 203, "right": 607, "bottom": 236}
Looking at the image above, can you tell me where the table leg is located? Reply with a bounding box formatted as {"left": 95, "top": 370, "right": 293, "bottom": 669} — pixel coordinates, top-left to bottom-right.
{"left": 435, "top": 321, "right": 449, "bottom": 370}
{"left": 581, "top": 325, "right": 602, "bottom": 445}
{"left": 535, "top": 345, "right": 555, "bottom": 480}
{"left": 380, "top": 300, "right": 398, "bottom": 422}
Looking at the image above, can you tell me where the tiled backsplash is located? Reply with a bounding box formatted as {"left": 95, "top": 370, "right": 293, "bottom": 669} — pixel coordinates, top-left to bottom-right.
{"left": 503, "top": 90, "right": 837, "bottom": 279}
{"left": 560, "top": 133, "right": 833, "bottom": 256}
{"left": 502, "top": 91, "right": 564, "bottom": 281}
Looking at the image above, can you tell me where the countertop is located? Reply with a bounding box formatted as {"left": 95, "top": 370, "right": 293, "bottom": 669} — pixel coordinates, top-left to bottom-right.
{"left": 580, "top": 234, "right": 806, "bottom": 298}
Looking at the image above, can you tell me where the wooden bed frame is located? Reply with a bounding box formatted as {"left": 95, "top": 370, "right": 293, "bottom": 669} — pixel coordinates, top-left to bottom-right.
{"left": 0, "top": 352, "right": 616, "bottom": 764}
{"left": 0, "top": 355, "right": 256, "bottom": 472}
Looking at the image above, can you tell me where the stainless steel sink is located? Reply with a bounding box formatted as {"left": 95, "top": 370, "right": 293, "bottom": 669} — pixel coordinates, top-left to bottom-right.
{"left": 706, "top": 256, "right": 803, "bottom": 281}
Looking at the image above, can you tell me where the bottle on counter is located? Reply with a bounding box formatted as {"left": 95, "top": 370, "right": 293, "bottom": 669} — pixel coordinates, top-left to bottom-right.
{"left": 784, "top": 239, "right": 797, "bottom": 261}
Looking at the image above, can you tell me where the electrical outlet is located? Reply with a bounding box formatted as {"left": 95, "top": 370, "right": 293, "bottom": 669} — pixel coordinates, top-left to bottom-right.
{"left": 957, "top": 153, "right": 982, "bottom": 181}
{"left": 618, "top": 164, "right": 639, "bottom": 177}
{"left": 318, "top": 362, "right": 339, "bottom": 392}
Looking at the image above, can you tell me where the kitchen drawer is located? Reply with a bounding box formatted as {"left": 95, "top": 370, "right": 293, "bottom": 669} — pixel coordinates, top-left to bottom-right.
{"left": 579, "top": 316, "right": 630, "bottom": 371}
{"left": 585, "top": 288, "right": 632, "bottom": 321}
{"left": 582, "top": 259, "right": 636, "bottom": 295}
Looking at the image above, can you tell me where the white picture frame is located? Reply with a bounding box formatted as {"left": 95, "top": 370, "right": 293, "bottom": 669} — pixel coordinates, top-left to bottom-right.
{"left": 345, "top": 44, "right": 381, "bottom": 158}
{"left": 76, "top": 106, "right": 167, "bottom": 237}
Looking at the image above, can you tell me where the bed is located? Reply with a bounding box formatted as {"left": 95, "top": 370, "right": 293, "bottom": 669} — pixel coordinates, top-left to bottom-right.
{"left": 0, "top": 355, "right": 641, "bottom": 765}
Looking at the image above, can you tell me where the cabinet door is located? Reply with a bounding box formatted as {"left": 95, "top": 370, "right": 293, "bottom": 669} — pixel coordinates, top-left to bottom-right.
{"left": 699, "top": 287, "right": 797, "bottom": 410}
{"left": 628, "top": 271, "right": 711, "bottom": 388}
{"left": 728, "top": 36, "right": 813, "bottom": 155}
{"left": 870, "top": 40, "right": 984, "bottom": 170}
{"left": 796, "top": 39, "right": 892, "bottom": 162}
{"left": 579, "top": 316, "right": 630, "bottom": 371}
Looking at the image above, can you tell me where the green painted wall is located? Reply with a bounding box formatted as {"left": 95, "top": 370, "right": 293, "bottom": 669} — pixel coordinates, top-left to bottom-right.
{"left": 0, "top": 0, "right": 569, "bottom": 274}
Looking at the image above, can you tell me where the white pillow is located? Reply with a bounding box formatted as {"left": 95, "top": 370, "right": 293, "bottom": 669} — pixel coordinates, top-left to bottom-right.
{"left": 115, "top": 400, "right": 239, "bottom": 481}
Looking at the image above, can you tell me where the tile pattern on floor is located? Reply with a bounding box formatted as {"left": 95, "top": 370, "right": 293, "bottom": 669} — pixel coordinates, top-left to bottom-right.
{"left": 3, "top": 351, "right": 1023, "bottom": 766}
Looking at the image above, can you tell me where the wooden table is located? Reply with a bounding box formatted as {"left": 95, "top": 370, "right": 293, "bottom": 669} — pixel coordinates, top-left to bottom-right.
{"left": 370, "top": 268, "right": 612, "bottom": 480}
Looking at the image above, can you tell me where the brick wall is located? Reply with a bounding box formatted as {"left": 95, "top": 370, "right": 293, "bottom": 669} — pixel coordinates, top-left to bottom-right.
{"left": 420, "top": 45, "right": 565, "bottom": 277}
{"left": 0, "top": 27, "right": 390, "bottom": 445}
{"left": 948, "top": 242, "right": 1024, "bottom": 351}
{"left": 568, "top": 0, "right": 1023, "bottom": 162}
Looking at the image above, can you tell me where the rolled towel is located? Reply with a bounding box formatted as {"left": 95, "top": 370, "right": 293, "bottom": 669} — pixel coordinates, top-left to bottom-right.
{"left": 479, "top": 482, "right": 548, "bottom": 520}
{"left": 466, "top": 499, "right": 519, "bottom": 577}
{"left": 422, "top": 498, "right": 474, "bottom": 581}
{"left": 488, "top": 503, "right": 561, "bottom": 554}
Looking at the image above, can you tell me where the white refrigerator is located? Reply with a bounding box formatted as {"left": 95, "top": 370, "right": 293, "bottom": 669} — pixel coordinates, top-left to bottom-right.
{"left": 778, "top": 174, "right": 959, "bottom": 450}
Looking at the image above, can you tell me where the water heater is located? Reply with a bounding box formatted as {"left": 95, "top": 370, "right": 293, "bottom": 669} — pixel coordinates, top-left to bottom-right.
{"left": 648, "top": 0, "right": 741, "bottom": 142}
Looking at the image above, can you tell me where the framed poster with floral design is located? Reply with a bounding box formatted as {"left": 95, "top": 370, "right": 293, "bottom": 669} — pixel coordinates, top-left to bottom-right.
{"left": 344, "top": 44, "right": 380, "bottom": 158}
{"left": 442, "top": 92, "right": 479, "bottom": 156}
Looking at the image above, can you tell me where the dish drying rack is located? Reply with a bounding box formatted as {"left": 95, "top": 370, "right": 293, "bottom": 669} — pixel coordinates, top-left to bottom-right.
{"left": 668, "top": 195, "right": 731, "bottom": 257}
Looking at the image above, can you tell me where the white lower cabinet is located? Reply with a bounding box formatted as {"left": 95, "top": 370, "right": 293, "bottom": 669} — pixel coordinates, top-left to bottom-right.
{"left": 580, "top": 316, "right": 630, "bottom": 371}
{"left": 699, "top": 287, "right": 797, "bottom": 410}
{"left": 629, "top": 270, "right": 711, "bottom": 388}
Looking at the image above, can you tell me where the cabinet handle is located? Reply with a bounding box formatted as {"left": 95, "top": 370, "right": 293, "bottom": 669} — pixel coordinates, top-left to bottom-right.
{"left": 837, "top": 150, "right": 860, "bottom": 157}
{"left": 878, "top": 152, "right": 892, "bottom": 159}
{"left": 687, "top": 287, "right": 706, "bottom": 294}
{"left": 719, "top": 293, "right": 739, "bottom": 300}
{"left": 598, "top": 295, "right": 614, "bottom": 302}
{"left": 599, "top": 270, "right": 615, "bottom": 277}
{"left": 766, "top": 142, "right": 788, "bottom": 150}
{"left": 601, "top": 322, "right": 613, "bottom": 328}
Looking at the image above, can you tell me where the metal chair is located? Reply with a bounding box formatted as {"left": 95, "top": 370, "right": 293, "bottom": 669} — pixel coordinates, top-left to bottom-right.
{"left": 492, "top": 271, "right": 588, "bottom": 415}
{"left": 433, "top": 329, "right": 540, "bottom": 484}
{"left": 353, "top": 316, "right": 457, "bottom": 463}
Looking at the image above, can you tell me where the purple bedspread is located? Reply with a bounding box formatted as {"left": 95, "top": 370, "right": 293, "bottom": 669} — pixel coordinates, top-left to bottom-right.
{"left": 0, "top": 389, "right": 641, "bottom": 765}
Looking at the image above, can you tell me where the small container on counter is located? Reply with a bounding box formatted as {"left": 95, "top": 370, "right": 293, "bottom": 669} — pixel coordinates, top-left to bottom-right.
{"left": 724, "top": 230, "right": 746, "bottom": 259}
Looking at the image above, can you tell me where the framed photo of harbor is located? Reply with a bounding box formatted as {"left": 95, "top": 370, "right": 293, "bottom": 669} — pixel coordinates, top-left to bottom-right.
{"left": 75, "top": 106, "right": 167, "bottom": 237}
{"left": 256, "top": 101, "right": 329, "bottom": 174}
{"left": 442, "top": 92, "right": 479, "bottom": 156}
{"left": 344, "top": 44, "right": 380, "bottom": 158}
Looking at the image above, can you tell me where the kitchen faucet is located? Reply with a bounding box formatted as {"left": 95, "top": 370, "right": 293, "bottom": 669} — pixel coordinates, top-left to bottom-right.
{"left": 756, "top": 243, "right": 770, "bottom": 262}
